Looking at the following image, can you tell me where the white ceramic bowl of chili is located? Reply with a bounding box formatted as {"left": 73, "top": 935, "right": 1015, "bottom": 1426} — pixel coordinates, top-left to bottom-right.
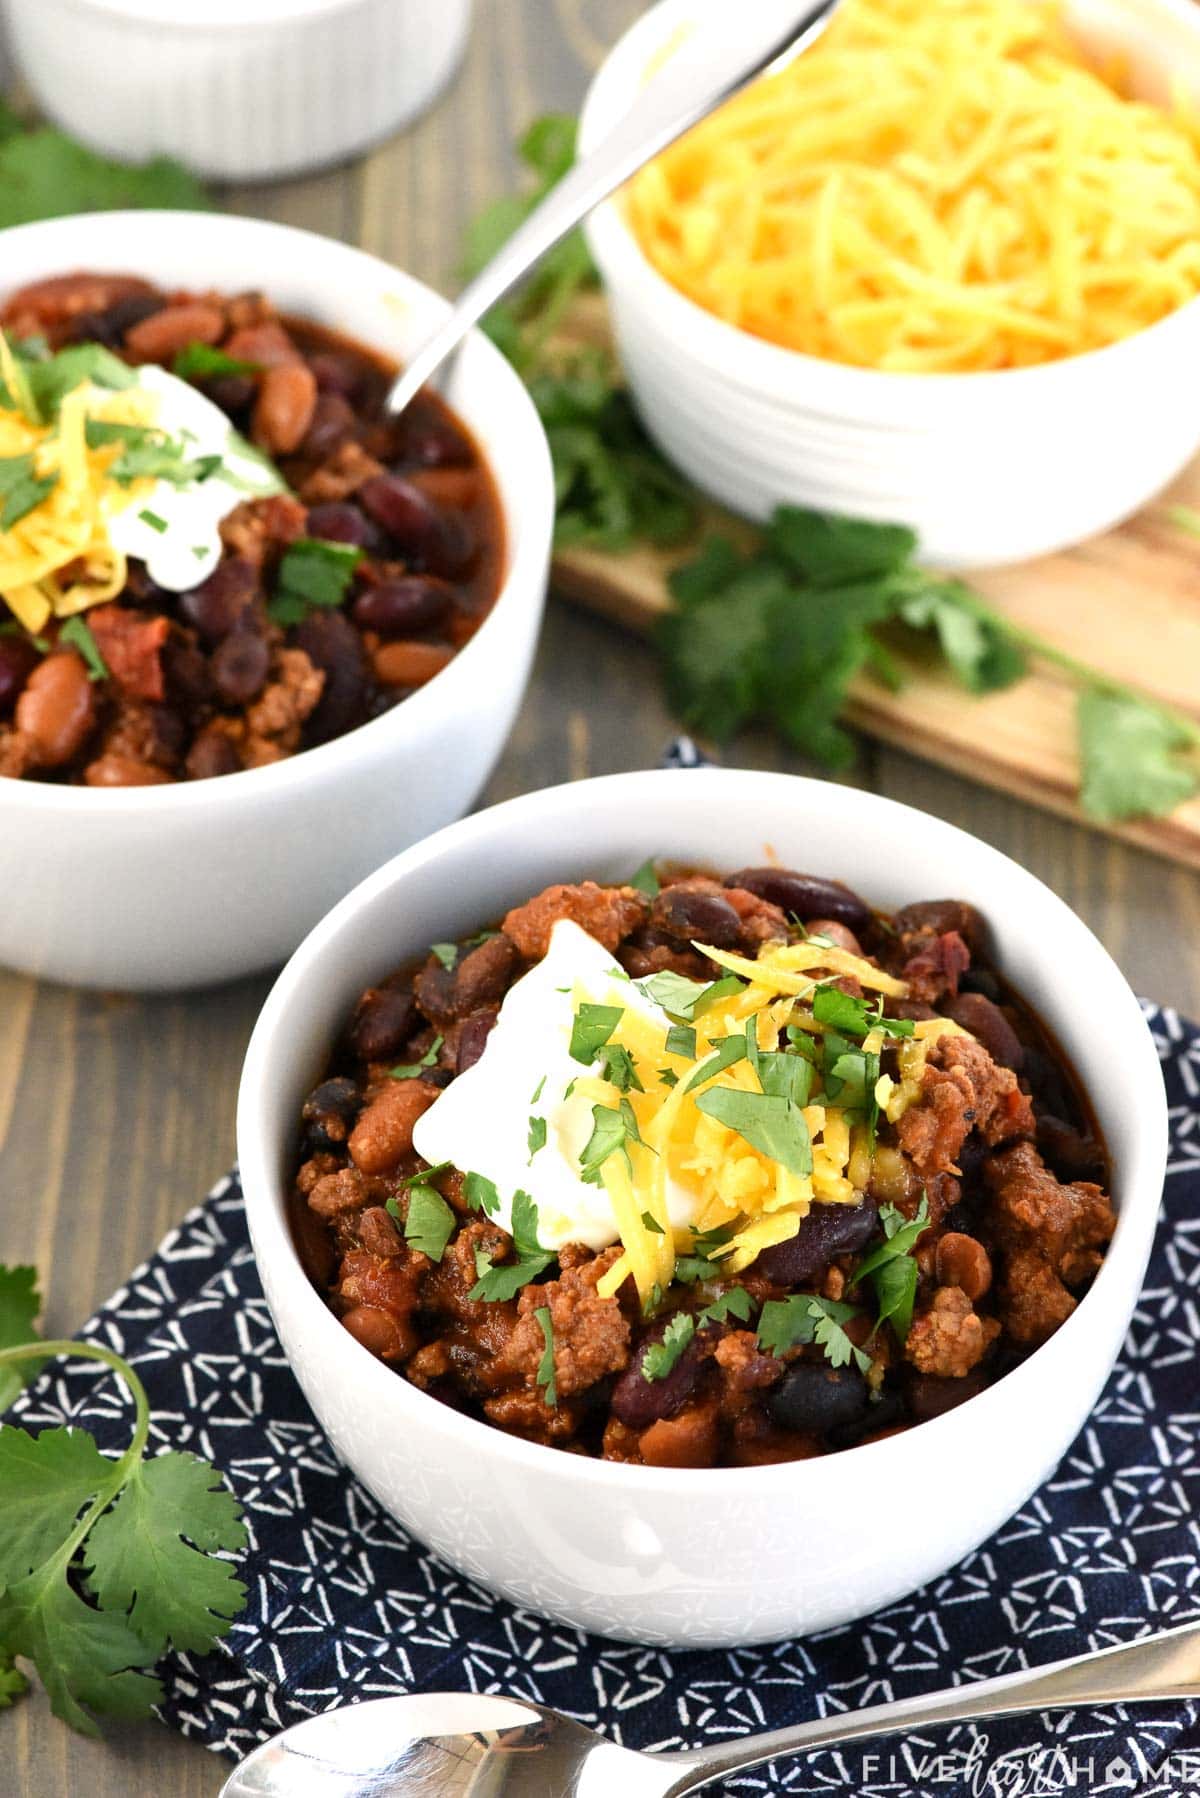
{"left": 578, "top": 0, "right": 1200, "bottom": 568}
{"left": 0, "top": 210, "right": 553, "bottom": 992}
{"left": 237, "top": 766, "right": 1167, "bottom": 1648}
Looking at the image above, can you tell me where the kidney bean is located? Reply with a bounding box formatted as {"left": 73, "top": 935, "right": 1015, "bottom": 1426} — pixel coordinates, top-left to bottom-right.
{"left": 301, "top": 1076, "right": 362, "bottom": 1151}
{"left": 906, "top": 1369, "right": 989, "bottom": 1423}
{"left": 185, "top": 725, "right": 242, "bottom": 780}
{"left": 307, "top": 350, "right": 366, "bottom": 401}
{"left": 295, "top": 611, "right": 370, "bottom": 744}
{"left": 224, "top": 321, "right": 301, "bottom": 367}
{"left": 1019, "top": 1047, "right": 1071, "bottom": 1120}
{"left": 457, "top": 1006, "right": 499, "bottom": 1073}
{"left": 944, "top": 991, "right": 1023, "bottom": 1070}
{"left": 359, "top": 473, "right": 466, "bottom": 573}
{"left": 372, "top": 640, "right": 453, "bottom": 689}
{"left": 211, "top": 626, "right": 270, "bottom": 705}
{"left": 301, "top": 392, "right": 356, "bottom": 461}
{"left": 6, "top": 272, "right": 155, "bottom": 330}
{"left": 305, "top": 502, "right": 383, "bottom": 553}
{"left": 352, "top": 576, "right": 452, "bottom": 638}
{"left": 198, "top": 373, "right": 257, "bottom": 418}
{"left": 348, "top": 984, "right": 416, "bottom": 1061}
{"left": 934, "top": 1233, "right": 992, "bottom": 1301}
{"left": 124, "top": 302, "right": 225, "bottom": 361}
{"left": 415, "top": 935, "right": 518, "bottom": 1025}
{"left": 410, "top": 467, "right": 480, "bottom": 510}
{"left": 82, "top": 754, "right": 172, "bottom": 787}
{"left": 724, "top": 867, "right": 870, "bottom": 932}
{"left": 1037, "top": 1115, "right": 1106, "bottom": 1184}
{"left": 349, "top": 1078, "right": 440, "bottom": 1175}
{"left": 755, "top": 1199, "right": 878, "bottom": 1285}
{"left": 393, "top": 397, "right": 473, "bottom": 468}
{"left": 15, "top": 651, "right": 96, "bottom": 767}
{"left": 253, "top": 361, "right": 318, "bottom": 456}
{"left": 650, "top": 885, "right": 743, "bottom": 949}
{"left": 768, "top": 1363, "right": 868, "bottom": 1433}
{"left": 341, "top": 1305, "right": 412, "bottom": 1362}
{"left": 610, "top": 1323, "right": 708, "bottom": 1429}
{"left": 0, "top": 636, "right": 39, "bottom": 716}
{"left": 121, "top": 562, "right": 172, "bottom": 612}
{"left": 178, "top": 558, "right": 258, "bottom": 642}
{"left": 894, "top": 899, "right": 985, "bottom": 953}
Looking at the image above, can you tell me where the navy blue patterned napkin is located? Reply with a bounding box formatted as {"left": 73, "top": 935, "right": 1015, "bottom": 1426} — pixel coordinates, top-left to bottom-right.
{"left": 7, "top": 1000, "right": 1198, "bottom": 1793}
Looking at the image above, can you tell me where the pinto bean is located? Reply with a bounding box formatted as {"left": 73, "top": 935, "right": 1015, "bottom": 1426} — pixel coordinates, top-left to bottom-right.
{"left": 83, "top": 754, "right": 172, "bottom": 787}
{"left": 0, "top": 636, "right": 39, "bottom": 715}
{"left": 253, "top": 361, "right": 319, "bottom": 456}
{"left": 348, "top": 1078, "right": 440, "bottom": 1175}
{"left": 124, "top": 302, "right": 225, "bottom": 361}
{"left": 755, "top": 1199, "right": 878, "bottom": 1285}
{"left": 805, "top": 918, "right": 864, "bottom": 955}
{"left": 15, "top": 652, "right": 96, "bottom": 767}
{"left": 372, "top": 640, "right": 454, "bottom": 689}
{"left": 341, "top": 1306, "right": 414, "bottom": 1362}
{"left": 724, "top": 867, "right": 870, "bottom": 931}
{"left": 5, "top": 272, "right": 155, "bottom": 331}
{"left": 934, "top": 1233, "right": 992, "bottom": 1301}
{"left": 639, "top": 1401, "right": 719, "bottom": 1468}
{"left": 223, "top": 321, "right": 302, "bottom": 367}
{"left": 944, "top": 991, "right": 1023, "bottom": 1071}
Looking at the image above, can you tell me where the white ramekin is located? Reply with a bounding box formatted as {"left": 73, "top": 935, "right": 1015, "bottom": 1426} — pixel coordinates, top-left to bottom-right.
{"left": 580, "top": 0, "right": 1200, "bottom": 568}
{"left": 237, "top": 767, "right": 1167, "bottom": 1648}
{"left": 5, "top": 0, "right": 472, "bottom": 183}
{"left": 0, "top": 210, "right": 553, "bottom": 991}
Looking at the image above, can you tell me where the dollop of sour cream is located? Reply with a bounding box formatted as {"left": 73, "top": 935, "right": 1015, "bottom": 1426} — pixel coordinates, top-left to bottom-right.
{"left": 411, "top": 919, "right": 702, "bottom": 1252}
{"left": 105, "top": 365, "right": 282, "bottom": 591}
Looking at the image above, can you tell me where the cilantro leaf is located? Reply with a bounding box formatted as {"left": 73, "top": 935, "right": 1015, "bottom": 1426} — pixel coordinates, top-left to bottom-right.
{"left": 0, "top": 1428, "right": 111, "bottom": 1585}
{"left": 430, "top": 942, "right": 459, "bottom": 971}
{"left": 810, "top": 1302, "right": 872, "bottom": 1374}
{"left": 597, "top": 1044, "right": 643, "bottom": 1093}
{"left": 58, "top": 617, "right": 109, "bottom": 682}
{"left": 527, "top": 1116, "right": 548, "bottom": 1160}
{"left": 464, "top": 1171, "right": 501, "bottom": 1216}
{"left": 0, "top": 1566, "right": 161, "bottom": 1735}
{"left": 754, "top": 1049, "right": 815, "bottom": 1107}
{"left": 812, "top": 986, "right": 914, "bottom": 1040}
{"left": 173, "top": 342, "right": 260, "bottom": 382}
{"left": 0, "top": 130, "right": 207, "bottom": 229}
{"left": 568, "top": 1002, "right": 623, "bottom": 1064}
{"left": 639, "top": 969, "right": 743, "bottom": 1022}
{"left": 510, "top": 1190, "right": 548, "bottom": 1261}
{"left": 853, "top": 1196, "right": 930, "bottom": 1341}
{"left": 698, "top": 1287, "right": 755, "bottom": 1327}
{"left": 895, "top": 578, "right": 1026, "bottom": 694}
{"left": 641, "top": 1313, "right": 695, "bottom": 1381}
{"left": 469, "top": 1252, "right": 552, "bottom": 1303}
{"left": 0, "top": 453, "right": 57, "bottom": 528}
{"left": 694, "top": 1087, "right": 813, "bottom": 1177}
{"left": 399, "top": 1186, "right": 456, "bottom": 1262}
{"left": 533, "top": 1307, "right": 557, "bottom": 1407}
{"left": 756, "top": 1294, "right": 867, "bottom": 1370}
{"left": 578, "top": 1101, "right": 631, "bottom": 1184}
{"left": 630, "top": 858, "right": 660, "bottom": 896}
{"left": 84, "top": 1451, "right": 247, "bottom": 1658}
{"left": 766, "top": 506, "right": 916, "bottom": 585}
{"left": 640, "top": 1211, "right": 665, "bottom": 1235}
{"left": 664, "top": 1023, "right": 697, "bottom": 1060}
{"left": 0, "top": 1267, "right": 43, "bottom": 1411}
{"left": 681, "top": 1032, "right": 747, "bottom": 1094}
{"left": 269, "top": 537, "right": 362, "bottom": 626}
{"left": 389, "top": 1035, "right": 443, "bottom": 1080}
{"left": 1077, "top": 689, "right": 1200, "bottom": 822}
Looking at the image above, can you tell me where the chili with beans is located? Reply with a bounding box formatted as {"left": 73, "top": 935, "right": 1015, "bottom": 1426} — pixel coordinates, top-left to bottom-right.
{"left": 289, "top": 865, "right": 1115, "bottom": 1468}
{"left": 0, "top": 273, "right": 504, "bottom": 784}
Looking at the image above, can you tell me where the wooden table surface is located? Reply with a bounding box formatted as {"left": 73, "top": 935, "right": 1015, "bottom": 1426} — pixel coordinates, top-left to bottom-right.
{"left": 6, "top": 2, "right": 1200, "bottom": 1790}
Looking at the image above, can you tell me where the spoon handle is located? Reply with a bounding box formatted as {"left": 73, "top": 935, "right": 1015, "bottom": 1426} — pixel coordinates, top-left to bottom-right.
{"left": 660, "top": 1619, "right": 1200, "bottom": 1794}
{"left": 385, "top": 0, "right": 841, "bottom": 415}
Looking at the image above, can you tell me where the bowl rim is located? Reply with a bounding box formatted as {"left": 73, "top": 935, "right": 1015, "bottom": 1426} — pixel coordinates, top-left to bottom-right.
{"left": 578, "top": 0, "right": 1200, "bottom": 408}
{"left": 236, "top": 765, "right": 1168, "bottom": 1495}
{"left": 0, "top": 208, "right": 553, "bottom": 813}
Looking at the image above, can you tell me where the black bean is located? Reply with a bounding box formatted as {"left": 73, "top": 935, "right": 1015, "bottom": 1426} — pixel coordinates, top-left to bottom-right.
{"left": 352, "top": 577, "right": 453, "bottom": 639}
{"left": 178, "top": 558, "right": 258, "bottom": 642}
{"left": 211, "top": 628, "right": 270, "bottom": 705}
{"left": 755, "top": 1200, "right": 878, "bottom": 1285}
{"left": 198, "top": 374, "right": 257, "bottom": 418}
{"left": 348, "top": 984, "right": 417, "bottom": 1061}
{"left": 0, "top": 636, "right": 39, "bottom": 716}
{"left": 69, "top": 293, "right": 162, "bottom": 347}
{"left": 295, "top": 611, "right": 370, "bottom": 745}
{"left": 650, "top": 886, "right": 743, "bottom": 948}
{"left": 906, "top": 1370, "right": 990, "bottom": 1423}
{"left": 301, "top": 1076, "right": 362, "bottom": 1151}
{"left": 959, "top": 967, "right": 1001, "bottom": 1001}
{"left": 943, "top": 991, "right": 1024, "bottom": 1071}
{"left": 769, "top": 1362, "right": 868, "bottom": 1433}
{"left": 162, "top": 639, "right": 212, "bottom": 713}
{"left": 610, "top": 1322, "right": 707, "bottom": 1428}
{"left": 828, "top": 1383, "right": 907, "bottom": 1448}
{"left": 725, "top": 867, "right": 870, "bottom": 931}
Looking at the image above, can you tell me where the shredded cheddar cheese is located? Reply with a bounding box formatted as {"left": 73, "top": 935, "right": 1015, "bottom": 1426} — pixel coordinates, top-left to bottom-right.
{"left": 626, "top": 0, "right": 1200, "bottom": 371}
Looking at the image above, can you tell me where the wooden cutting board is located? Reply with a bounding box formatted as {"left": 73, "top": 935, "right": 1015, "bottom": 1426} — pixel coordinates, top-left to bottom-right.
{"left": 550, "top": 299, "right": 1200, "bottom": 870}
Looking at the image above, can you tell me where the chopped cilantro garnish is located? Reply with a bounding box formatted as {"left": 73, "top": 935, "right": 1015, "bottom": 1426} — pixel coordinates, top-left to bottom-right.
{"left": 58, "top": 616, "right": 108, "bottom": 681}
{"left": 812, "top": 986, "right": 914, "bottom": 1040}
{"left": 641, "top": 1313, "right": 695, "bottom": 1381}
{"left": 388, "top": 1036, "right": 443, "bottom": 1080}
{"left": 531, "top": 1075, "right": 546, "bottom": 1104}
{"left": 657, "top": 1067, "right": 679, "bottom": 1089}
{"left": 597, "top": 1043, "right": 643, "bottom": 1093}
{"left": 639, "top": 969, "right": 743, "bottom": 1023}
{"left": 172, "top": 342, "right": 260, "bottom": 382}
{"left": 109, "top": 441, "right": 222, "bottom": 488}
{"left": 534, "top": 1307, "right": 557, "bottom": 1406}
{"left": 464, "top": 1171, "right": 501, "bottom": 1215}
{"left": 468, "top": 1190, "right": 554, "bottom": 1301}
{"left": 0, "top": 453, "right": 57, "bottom": 529}
{"left": 430, "top": 942, "right": 459, "bottom": 970}
{"left": 664, "top": 1023, "right": 697, "bottom": 1060}
{"left": 268, "top": 536, "right": 362, "bottom": 626}
{"left": 629, "top": 858, "right": 660, "bottom": 896}
{"left": 138, "top": 507, "right": 167, "bottom": 533}
{"left": 698, "top": 1287, "right": 754, "bottom": 1327}
{"left": 756, "top": 1294, "right": 868, "bottom": 1372}
{"left": 640, "top": 1211, "right": 665, "bottom": 1235}
{"left": 852, "top": 1196, "right": 929, "bottom": 1341}
{"left": 681, "top": 1031, "right": 747, "bottom": 1094}
{"left": 694, "top": 1087, "right": 813, "bottom": 1177}
{"left": 395, "top": 1186, "right": 455, "bottom": 1263}
{"left": 527, "top": 1115, "right": 547, "bottom": 1161}
{"left": 578, "top": 1097, "right": 647, "bottom": 1185}
{"left": 568, "top": 1001, "right": 622, "bottom": 1064}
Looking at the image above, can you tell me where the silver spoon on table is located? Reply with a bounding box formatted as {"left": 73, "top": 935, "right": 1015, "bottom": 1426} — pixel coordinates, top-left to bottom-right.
{"left": 385, "top": 0, "right": 843, "bottom": 417}
{"left": 222, "top": 1617, "right": 1200, "bottom": 1796}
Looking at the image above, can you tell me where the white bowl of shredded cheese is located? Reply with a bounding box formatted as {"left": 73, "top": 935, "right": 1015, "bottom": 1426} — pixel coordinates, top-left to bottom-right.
{"left": 580, "top": 0, "right": 1200, "bottom": 567}
{"left": 238, "top": 766, "right": 1166, "bottom": 1645}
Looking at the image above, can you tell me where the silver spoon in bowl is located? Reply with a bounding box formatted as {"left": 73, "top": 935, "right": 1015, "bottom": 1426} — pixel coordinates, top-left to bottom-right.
{"left": 222, "top": 1618, "right": 1200, "bottom": 1796}
{"left": 385, "top": 0, "right": 844, "bottom": 417}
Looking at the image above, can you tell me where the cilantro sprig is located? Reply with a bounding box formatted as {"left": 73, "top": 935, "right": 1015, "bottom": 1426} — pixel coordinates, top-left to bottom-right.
{"left": 756, "top": 1294, "right": 870, "bottom": 1373}
{"left": 269, "top": 537, "right": 363, "bottom": 627}
{"left": 0, "top": 1267, "right": 246, "bottom": 1736}
{"left": 852, "top": 1197, "right": 930, "bottom": 1342}
{"left": 469, "top": 1190, "right": 554, "bottom": 1301}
